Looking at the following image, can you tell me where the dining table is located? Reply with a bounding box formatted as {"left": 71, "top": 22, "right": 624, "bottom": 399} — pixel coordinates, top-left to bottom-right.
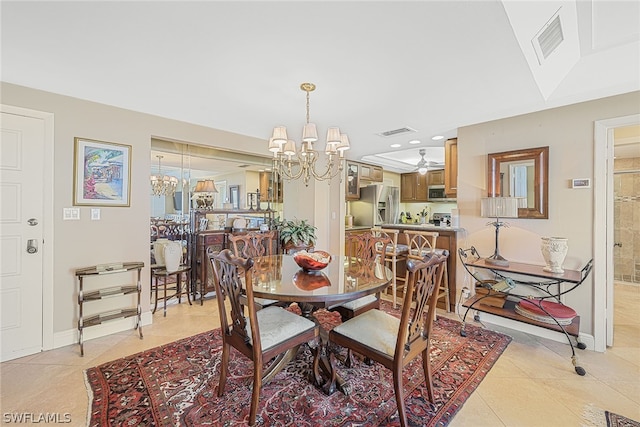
{"left": 248, "top": 253, "right": 393, "bottom": 394}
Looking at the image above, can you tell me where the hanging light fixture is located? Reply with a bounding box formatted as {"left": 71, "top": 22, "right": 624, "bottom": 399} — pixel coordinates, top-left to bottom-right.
{"left": 150, "top": 155, "right": 179, "bottom": 196}
{"left": 268, "top": 82, "right": 350, "bottom": 186}
{"left": 416, "top": 149, "right": 429, "bottom": 175}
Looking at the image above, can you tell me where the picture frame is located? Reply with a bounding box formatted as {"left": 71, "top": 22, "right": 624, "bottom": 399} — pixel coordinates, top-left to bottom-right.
{"left": 229, "top": 185, "right": 240, "bottom": 209}
{"left": 73, "top": 137, "right": 131, "bottom": 206}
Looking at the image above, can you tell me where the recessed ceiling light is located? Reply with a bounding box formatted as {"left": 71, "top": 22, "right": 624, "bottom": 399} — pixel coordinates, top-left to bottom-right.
{"left": 432, "top": 135, "right": 444, "bottom": 141}
{"left": 390, "top": 143, "right": 402, "bottom": 148}
{"left": 408, "top": 140, "right": 421, "bottom": 145}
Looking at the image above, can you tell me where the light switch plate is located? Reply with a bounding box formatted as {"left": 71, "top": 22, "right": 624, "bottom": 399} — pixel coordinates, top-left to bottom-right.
{"left": 91, "top": 208, "right": 101, "bottom": 220}
{"left": 63, "top": 207, "right": 80, "bottom": 220}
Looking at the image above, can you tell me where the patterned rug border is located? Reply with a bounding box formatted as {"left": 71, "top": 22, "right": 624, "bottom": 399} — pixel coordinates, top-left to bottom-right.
{"left": 85, "top": 303, "right": 512, "bottom": 426}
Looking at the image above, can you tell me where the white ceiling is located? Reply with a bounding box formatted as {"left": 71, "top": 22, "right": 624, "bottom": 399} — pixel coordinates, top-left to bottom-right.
{"left": 2, "top": 1, "right": 639, "bottom": 173}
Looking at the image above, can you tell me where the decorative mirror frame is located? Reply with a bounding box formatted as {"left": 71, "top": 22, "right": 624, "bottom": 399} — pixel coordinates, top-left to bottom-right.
{"left": 487, "top": 146, "right": 549, "bottom": 219}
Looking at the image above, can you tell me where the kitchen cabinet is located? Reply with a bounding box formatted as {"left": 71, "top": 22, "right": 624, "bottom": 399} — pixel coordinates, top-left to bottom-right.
{"left": 400, "top": 172, "right": 428, "bottom": 202}
{"left": 346, "top": 161, "right": 360, "bottom": 200}
{"left": 259, "top": 171, "right": 283, "bottom": 203}
{"left": 444, "top": 138, "right": 457, "bottom": 197}
{"left": 427, "top": 169, "right": 445, "bottom": 186}
{"left": 359, "top": 163, "right": 383, "bottom": 182}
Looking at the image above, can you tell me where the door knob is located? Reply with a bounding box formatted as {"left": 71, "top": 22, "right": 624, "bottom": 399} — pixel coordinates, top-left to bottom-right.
{"left": 28, "top": 218, "right": 38, "bottom": 226}
{"left": 26, "top": 239, "right": 38, "bottom": 254}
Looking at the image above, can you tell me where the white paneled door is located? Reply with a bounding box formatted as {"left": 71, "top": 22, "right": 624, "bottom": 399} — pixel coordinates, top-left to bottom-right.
{"left": 0, "top": 111, "right": 45, "bottom": 361}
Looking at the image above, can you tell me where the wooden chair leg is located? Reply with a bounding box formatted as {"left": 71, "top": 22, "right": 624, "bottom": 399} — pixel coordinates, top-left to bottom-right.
{"left": 249, "top": 365, "right": 262, "bottom": 426}
{"left": 218, "top": 343, "right": 230, "bottom": 397}
{"left": 393, "top": 368, "right": 408, "bottom": 427}
{"left": 422, "top": 349, "right": 434, "bottom": 402}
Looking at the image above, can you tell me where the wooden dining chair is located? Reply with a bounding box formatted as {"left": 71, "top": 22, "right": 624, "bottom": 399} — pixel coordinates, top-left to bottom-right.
{"left": 208, "top": 248, "right": 320, "bottom": 426}
{"left": 228, "top": 230, "right": 277, "bottom": 258}
{"left": 403, "top": 230, "right": 450, "bottom": 313}
{"left": 328, "top": 250, "right": 449, "bottom": 427}
{"left": 229, "top": 230, "right": 280, "bottom": 309}
{"left": 332, "top": 231, "right": 391, "bottom": 321}
{"left": 371, "top": 227, "right": 409, "bottom": 308}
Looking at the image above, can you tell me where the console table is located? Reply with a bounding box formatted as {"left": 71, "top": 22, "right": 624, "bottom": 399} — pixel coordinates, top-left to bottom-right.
{"left": 459, "top": 247, "right": 593, "bottom": 375}
{"left": 75, "top": 262, "right": 144, "bottom": 356}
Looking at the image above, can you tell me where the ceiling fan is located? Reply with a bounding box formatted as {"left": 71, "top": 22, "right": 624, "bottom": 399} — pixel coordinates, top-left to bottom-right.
{"left": 415, "top": 148, "right": 439, "bottom": 175}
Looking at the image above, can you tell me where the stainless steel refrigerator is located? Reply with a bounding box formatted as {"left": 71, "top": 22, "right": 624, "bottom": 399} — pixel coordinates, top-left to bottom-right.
{"left": 350, "top": 184, "right": 400, "bottom": 227}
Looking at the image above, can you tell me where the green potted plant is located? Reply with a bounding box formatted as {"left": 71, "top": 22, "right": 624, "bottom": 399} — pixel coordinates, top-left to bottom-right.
{"left": 271, "top": 218, "right": 317, "bottom": 253}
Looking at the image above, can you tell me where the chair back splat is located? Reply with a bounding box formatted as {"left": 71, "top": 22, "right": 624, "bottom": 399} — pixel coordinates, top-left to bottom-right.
{"left": 334, "top": 231, "right": 391, "bottom": 320}
{"left": 229, "top": 230, "right": 276, "bottom": 258}
{"left": 403, "top": 230, "right": 451, "bottom": 313}
{"left": 208, "top": 248, "right": 319, "bottom": 426}
{"left": 229, "top": 231, "right": 281, "bottom": 310}
{"left": 329, "top": 250, "right": 449, "bottom": 427}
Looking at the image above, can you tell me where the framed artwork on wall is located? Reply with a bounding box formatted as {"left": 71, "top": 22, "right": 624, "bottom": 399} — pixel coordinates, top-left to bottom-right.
{"left": 73, "top": 137, "right": 131, "bottom": 206}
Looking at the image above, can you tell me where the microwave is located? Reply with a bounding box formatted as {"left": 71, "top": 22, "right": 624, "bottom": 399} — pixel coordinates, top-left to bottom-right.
{"left": 427, "top": 185, "right": 451, "bottom": 202}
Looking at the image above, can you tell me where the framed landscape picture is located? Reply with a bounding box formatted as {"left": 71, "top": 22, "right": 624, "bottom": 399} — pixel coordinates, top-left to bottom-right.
{"left": 73, "top": 137, "right": 131, "bottom": 206}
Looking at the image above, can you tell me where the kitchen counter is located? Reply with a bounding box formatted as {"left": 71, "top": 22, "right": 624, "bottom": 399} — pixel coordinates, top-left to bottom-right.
{"left": 345, "top": 226, "right": 373, "bottom": 231}
{"left": 380, "top": 223, "right": 464, "bottom": 232}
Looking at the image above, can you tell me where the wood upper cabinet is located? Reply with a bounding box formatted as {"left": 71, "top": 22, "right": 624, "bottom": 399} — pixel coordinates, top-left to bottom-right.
{"left": 359, "top": 163, "right": 383, "bottom": 182}
{"left": 444, "top": 138, "right": 458, "bottom": 197}
{"left": 346, "top": 161, "right": 360, "bottom": 200}
{"left": 427, "top": 169, "right": 445, "bottom": 186}
{"left": 400, "top": 172, "right": 428, "bottom": 202}
{"left": 259, "top": 172, "right": 282, "bottom": 202}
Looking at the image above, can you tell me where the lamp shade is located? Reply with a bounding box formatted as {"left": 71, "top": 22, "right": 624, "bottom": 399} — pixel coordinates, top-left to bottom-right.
{"left": 271, "top": 126, "right": 288, "bottom": 145}
{"left": 325, "top": 127, "right": 342, "bottom": 145}
{"left": 481, "top": 197, "right": 519, "bottom": 218}
{"left": 201, "top": 179, "right": 218, "bottom": 193}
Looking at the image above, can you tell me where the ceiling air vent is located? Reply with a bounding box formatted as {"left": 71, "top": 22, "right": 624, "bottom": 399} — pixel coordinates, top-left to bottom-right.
{"left": 532, "top": 8, "right": 564, "bottom": 65}
{"left": 237, "top": 164, "right": 251, "bottom": 168}
{"left": 377, "top": 127, "right": 417, "bottom": 138}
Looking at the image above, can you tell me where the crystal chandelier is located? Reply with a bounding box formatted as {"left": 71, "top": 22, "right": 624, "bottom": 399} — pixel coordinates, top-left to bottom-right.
{"left": 150, "top": 155, "right": 178, "bottom": 196}
{"left": 268, "top": 83, "right": 350, "bottom": 186}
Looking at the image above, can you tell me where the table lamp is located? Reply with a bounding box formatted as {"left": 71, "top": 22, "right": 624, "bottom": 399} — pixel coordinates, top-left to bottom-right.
{"left": 480, "top": 197, "right": 520, "bottom": 266}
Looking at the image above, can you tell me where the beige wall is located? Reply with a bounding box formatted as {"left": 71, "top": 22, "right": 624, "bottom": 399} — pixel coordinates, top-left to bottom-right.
{"left": 1, "top": 82, "right": 269, "bottom": 339}
{"left": 456, "top": 91, "right": 640, "bottom": 336}
{"left": 4, "top": 80, "right": 639, "bottom": 345}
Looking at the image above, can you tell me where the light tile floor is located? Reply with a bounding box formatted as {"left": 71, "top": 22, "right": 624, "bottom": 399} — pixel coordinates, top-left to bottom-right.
{"left": 1, "top": 284, "right": 638, "bottom": 426}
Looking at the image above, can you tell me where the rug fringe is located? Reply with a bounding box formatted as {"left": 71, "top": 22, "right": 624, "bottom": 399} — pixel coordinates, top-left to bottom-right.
{"left": 83, "top": 369, "right": 94, "bottom": 427}
{"left": 582, "top": 403, "right": 607, "bottom": 427}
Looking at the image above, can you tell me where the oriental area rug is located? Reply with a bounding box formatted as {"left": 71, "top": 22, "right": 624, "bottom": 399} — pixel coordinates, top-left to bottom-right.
{"left": 85, "top": 302, "right": 511, "bottom": 426}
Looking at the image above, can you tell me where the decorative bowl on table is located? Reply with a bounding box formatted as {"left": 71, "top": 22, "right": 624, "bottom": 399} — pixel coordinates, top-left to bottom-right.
{"left": 293, "top": 270, "right": 330, "bottom": 290}
{"left": 293, "top": 250, "right": 332, "bottom": 272}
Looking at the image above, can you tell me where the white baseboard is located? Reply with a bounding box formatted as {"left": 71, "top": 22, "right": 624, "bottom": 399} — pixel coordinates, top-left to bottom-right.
{"left": 471, "top": 311, "right": 596, "bottom": 351}
{"left": 53, "top": 311, "right": 154, "bottom": 349}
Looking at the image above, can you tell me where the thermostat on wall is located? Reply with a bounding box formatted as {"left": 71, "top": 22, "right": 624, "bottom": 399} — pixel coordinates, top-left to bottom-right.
{"left": 571, "top": 178, "right": 591, "bottom": 188}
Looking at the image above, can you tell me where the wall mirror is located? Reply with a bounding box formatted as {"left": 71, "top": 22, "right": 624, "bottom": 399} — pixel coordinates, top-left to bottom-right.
{"left": 487, "top": 146, "right": 549, "bottom": 219}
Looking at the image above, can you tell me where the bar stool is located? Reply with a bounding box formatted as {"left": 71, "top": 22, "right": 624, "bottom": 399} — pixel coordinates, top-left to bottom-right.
{"left": 403, "top": 230, "right": 450, "bottom": 313}
{"left": 151, "top": 264, "right": 192, "bottom": 316}
{"left": 371, "top": 227, "right": 409, "bottom": 308}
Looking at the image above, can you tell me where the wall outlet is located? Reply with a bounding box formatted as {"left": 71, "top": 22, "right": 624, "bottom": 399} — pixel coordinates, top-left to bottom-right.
{"left": 462, "top": 287, "right": 470, "bottom": 298}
